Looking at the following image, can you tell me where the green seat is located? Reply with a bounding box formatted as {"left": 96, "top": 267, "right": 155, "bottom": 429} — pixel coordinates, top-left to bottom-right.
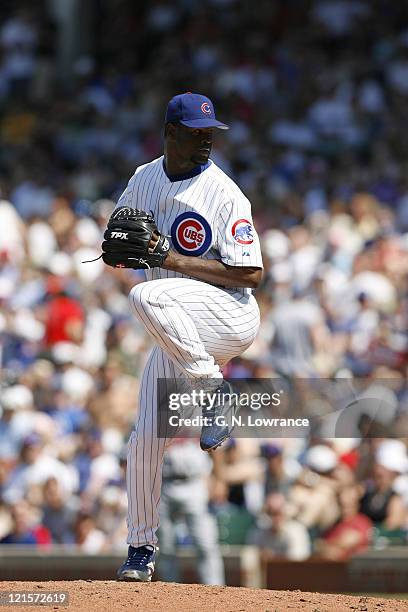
{"left": 372, "top": 525, "right": 407, "bottom": 547}
{"left": 216, "top": 506, "right": 255, "bottom": 545}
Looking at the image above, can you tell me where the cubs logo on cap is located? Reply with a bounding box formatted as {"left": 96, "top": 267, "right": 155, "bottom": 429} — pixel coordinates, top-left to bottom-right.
{"left": 232, "top": 219, "right": 254, "bottom": 245}
{"left": 171, "top": 212, "right": 212, "bottom": 256}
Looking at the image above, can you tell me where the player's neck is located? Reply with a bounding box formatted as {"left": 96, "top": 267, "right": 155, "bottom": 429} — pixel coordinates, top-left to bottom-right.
{"left": 164, "top": 149, "right": 198, "bottom": 176}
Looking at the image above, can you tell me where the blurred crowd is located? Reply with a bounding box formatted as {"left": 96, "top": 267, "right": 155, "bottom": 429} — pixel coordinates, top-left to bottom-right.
{"left": 0, "top": 0, "right": 407, "bottom": 579}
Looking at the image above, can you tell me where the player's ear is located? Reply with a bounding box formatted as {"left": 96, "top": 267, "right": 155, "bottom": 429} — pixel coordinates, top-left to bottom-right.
{"left": 165, "top": 122, "right": 178, "bottom": 141}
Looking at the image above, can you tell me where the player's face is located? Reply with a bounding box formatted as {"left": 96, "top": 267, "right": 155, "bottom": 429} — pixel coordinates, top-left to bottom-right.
{"left": 175, "top": 125, "right": 214, "bottom": 166}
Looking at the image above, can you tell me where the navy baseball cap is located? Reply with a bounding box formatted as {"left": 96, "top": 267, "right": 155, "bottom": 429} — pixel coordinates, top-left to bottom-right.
{"left": 165, "top": 92, "right": 229, "bottom": 130}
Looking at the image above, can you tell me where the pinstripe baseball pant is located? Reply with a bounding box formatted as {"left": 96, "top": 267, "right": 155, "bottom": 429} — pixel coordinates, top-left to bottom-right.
{"left": 126, "top": 278, "right": 260, "bottom": 547}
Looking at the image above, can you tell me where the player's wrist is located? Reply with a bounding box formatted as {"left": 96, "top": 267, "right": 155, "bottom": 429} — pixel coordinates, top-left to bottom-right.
{"left": 161, "top": 250, "right": 178, "bottom": 270}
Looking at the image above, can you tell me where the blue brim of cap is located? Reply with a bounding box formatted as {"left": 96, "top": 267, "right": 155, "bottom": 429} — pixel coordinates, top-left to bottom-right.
{"left": 180, "top": 118, "right": 229, "bottom": 130}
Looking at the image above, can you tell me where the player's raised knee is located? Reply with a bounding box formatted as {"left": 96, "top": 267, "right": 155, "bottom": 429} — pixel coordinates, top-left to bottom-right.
{"left": 128, "top": 283, "right": 147, "bottom": 313}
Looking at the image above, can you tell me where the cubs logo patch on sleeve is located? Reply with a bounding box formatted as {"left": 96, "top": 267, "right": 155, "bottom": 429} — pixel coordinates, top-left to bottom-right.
{"left": 170, "top": 212, "right": 212, "bottom": 256}
{"left": 231, "top": 219, "right": 254, "bottom": 245}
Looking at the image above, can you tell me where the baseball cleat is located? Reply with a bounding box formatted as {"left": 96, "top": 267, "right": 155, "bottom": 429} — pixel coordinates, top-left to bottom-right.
{"left": 200, "top": 380, "right": 238, "bottom": 452}
{"left": 117, "top": 544, "right": 157, "bottom": 582}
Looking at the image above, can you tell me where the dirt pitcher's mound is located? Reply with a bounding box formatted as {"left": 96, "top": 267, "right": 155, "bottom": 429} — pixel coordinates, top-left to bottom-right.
{"left": 1, "top": 581, "right": 407, "bottom": 612}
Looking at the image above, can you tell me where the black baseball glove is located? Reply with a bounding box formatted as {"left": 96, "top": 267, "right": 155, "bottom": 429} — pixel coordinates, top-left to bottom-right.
{"left": 102, "top": 206, "right": 170, "bottom": 269}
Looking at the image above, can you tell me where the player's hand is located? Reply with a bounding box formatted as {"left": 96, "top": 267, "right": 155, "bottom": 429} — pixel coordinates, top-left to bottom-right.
{"left": 102, "top": 207, "right": 170, "bottom": 270}
{"left": 148, "top": 231, "right": 160, "bottom": 254}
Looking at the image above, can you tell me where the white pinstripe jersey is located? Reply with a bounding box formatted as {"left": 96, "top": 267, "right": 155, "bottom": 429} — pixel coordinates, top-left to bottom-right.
{"left": 116, "top": 156, "right": 263, "bottom": 297}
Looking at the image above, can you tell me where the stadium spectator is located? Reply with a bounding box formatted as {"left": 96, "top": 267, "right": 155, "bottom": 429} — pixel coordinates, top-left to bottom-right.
{"left": 42, "top": 276, "right": 85, "bottom": 349}
{"left": 262, "top": 443, "right": 299, "bottom": 498}
{"left": 73, "top": 428, "right": 121, "bottom": 507}
{"left": 287, "top": 445, "right": 341, "bottom": 533}
{"left": 0, "top": 8, "right": 38, "bottom": 99}
{"left": 73, "top": 512, "right": 107, "bottom": 553}
{"left": 2, "top": 433, "right": 78, "bottom": 505}
{"left": 41, "top": 477, "right": 77, "bottom": 544}
{"left": 0, "top": 500, "right": 51, "bottom": 546}
{"left": 247, "top": 492, "right": 311, "bottom": 561}
{"left": 316, "top": 484, "right": 373, "bottom": 560}
{"left": 95, "top": 485, "right": 127, "bottom": 551}
{"left": 265, "top": 289, "right": 332, "bottom": 377}
{"left": 215, "top": 439, "right": 264, "bottom": 515}
{"left": 0, "top": 385, "right": 38, "bottom": 460}
{"left": 359, "top": 440, "right": 407, "bottom": 531}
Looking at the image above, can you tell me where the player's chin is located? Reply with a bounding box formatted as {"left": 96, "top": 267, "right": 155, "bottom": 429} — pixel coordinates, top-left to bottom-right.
{"left": 191, "top": 150, "right": 210, "bottom": 165}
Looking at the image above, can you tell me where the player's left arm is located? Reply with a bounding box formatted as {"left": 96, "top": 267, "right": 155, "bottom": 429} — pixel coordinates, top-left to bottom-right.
{"left": 162, "top": 253, "right": 262, "bottom": 288}
{"left": 164, "top": 192, "right": 263, "bottom": 288}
